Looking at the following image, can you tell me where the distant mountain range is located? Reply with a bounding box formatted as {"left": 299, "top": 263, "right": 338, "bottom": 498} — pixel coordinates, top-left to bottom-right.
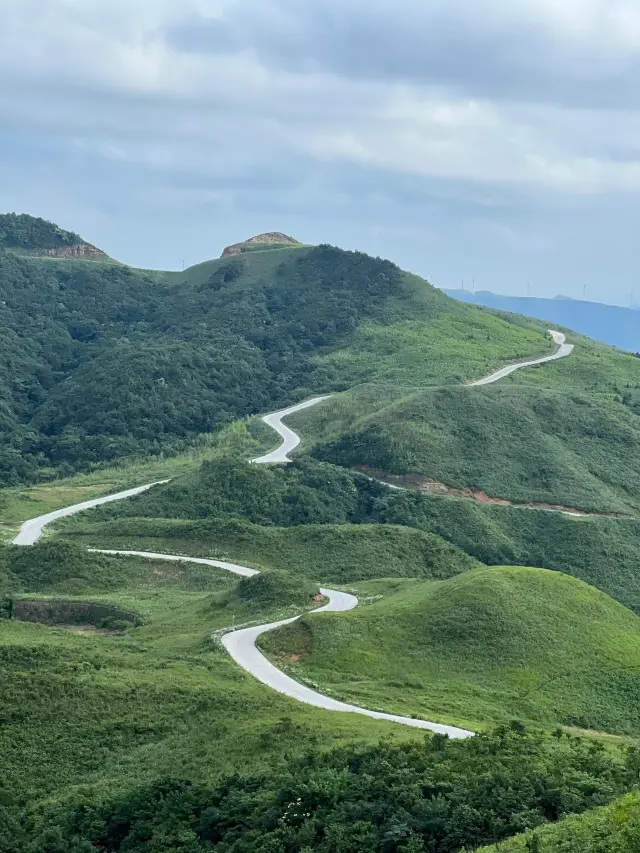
{"left": 444, "top": 289, "right": 640, "bottom": 352}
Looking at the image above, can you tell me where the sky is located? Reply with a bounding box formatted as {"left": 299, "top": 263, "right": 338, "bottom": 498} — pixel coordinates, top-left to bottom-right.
{"left": 2, "top": 0, "right": 640, "bottom": 305}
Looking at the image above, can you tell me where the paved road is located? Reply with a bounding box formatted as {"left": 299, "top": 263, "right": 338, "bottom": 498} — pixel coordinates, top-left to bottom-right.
{"left": 91, "top": 549, "right": 259, "bottom": 577}
{"left": 11, "top": 482, "right": 168, "bottom": 546}
{"left": 470, "top": 330, "right": 573, "bottom": 387}
{"left": 11, "top": 331, "right": 572, "bottom": 738}
{"left": 91, "top": 551, "right": 473, "bottom": 737}
{"left": 251, "top": 396, "right": 334, "bottom": 464}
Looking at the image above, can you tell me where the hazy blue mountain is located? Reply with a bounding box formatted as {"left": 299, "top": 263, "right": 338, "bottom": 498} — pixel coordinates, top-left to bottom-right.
{"left": 444, "top": 289, "right": 640, "bottom": 352}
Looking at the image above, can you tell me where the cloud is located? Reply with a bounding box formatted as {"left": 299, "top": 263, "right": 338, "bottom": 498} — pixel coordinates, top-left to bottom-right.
{"left": 0, "top": 1, "right": 640, "bottom": 302}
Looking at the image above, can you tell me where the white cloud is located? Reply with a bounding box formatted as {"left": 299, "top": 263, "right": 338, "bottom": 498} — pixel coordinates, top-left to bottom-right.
{"left": 2, "top": 0, "right": 640, "bottom": 299}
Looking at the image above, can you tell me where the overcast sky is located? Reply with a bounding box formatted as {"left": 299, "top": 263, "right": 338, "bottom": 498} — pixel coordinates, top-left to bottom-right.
{"left": 2, "top": 0, "right": 640, "bottom": 305}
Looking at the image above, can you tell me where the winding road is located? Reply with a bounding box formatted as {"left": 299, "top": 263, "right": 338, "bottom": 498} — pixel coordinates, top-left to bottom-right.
{"left": 10, "top": 330, "right": 572, "bottom": 740}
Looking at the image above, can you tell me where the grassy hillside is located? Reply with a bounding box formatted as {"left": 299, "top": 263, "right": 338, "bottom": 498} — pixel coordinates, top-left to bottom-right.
{"left": 261, "top": 566, "right": 640, "bottom": 734}
{"left": 0, "top": 549, "right": 421, "bottom": 807}
{"left": 478, "top": 790, "right": 640, "bottom": 853}
{"left": 58, "top": 516, "right": 480, "bottom": 584}
{"left": 306, "top": 383, "right": 640, "bottom": 514}
{"left": 72, "top": 456, "right": 640, "bottom": 610}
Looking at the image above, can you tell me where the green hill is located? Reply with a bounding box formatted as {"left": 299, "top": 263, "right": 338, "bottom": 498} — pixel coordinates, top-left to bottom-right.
{"left": 307, "top": 383, "right": 640, "bottom": 514}
{"left": 0, "top": 222, "right": 557, "bottom": 485}
{"left": 75, "top": 456, "right": 640, "bottom": 611}
{"left": 261, "top": 566, "right": 640, "bottom": 733}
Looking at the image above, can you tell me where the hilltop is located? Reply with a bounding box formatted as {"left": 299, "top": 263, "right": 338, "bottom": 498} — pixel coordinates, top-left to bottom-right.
{"left": 261, "top": 566, "right": 640, "bottom": 733}
{"left": 0, "top": 212, "right": 109, "bottom": 260}
{"left": 221, "top": 231, "right": 301, "bottom": 257}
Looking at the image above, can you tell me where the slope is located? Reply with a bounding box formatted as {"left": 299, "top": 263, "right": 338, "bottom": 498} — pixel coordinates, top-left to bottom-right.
{"left": 0, "top": 212, "right": 110, "bottom": 260}
{"left": 62, "top": 455, "right": 640, "bottom": 611}
{"left": 447, "top": 287, "right": 640, "bottom": 352}
{"left": 0, "top": 547, "right": 421, "bottom": 805}
{"left": 478, "top": 790, "right": 640, "bottom": 853}
{"left": 260, "top": 566, "right": 640, "bottom": 733}
{"left": 307, "top": 383, "right": 640, "bottom": 514}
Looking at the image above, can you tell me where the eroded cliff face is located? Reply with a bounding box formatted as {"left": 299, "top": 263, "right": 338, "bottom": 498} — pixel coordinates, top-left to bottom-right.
{"left": 37, "top": 243, "right": 109, "bottom": 260}
{"left": 221, "top": 232, "right": 299, "bottom": 257}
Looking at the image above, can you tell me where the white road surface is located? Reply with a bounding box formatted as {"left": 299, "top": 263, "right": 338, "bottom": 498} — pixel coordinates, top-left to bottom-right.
{"left": 10, "top": 331, "right": 572, "bottom": 738}
{"left": 251, "top": 396, "right": 334, "bottom": 464}
{"left": 11, "top": 482, "right": 169, "bottom": 546}
{"left": 470, "top": 330, "right": 573, "bottom": 387}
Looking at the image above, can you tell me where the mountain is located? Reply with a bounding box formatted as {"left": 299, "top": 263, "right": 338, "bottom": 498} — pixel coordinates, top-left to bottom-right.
{"left": 444, "top": 288, "right": 640, "bottom": 352}
{"left": 0, "top": 212, "right": 110, "bottom": 260}
{"left": 0, "top": 222, "right": 557, "bottom": 485}
{"left": 261, "top": 565, "right": 640, "bottom": 733}
{"left": 6, "top": 215, "right": 640, "bottom": 851}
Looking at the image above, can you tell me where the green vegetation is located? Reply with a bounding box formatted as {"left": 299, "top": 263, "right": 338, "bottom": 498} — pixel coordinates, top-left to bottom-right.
{"left": 4, "top": 728, "right": 639, "bottom": 852}
{"left": 60, "top": 517, "right": 480, "bottom": 583}
{"left": 7, "top": 216, "right": 640, "bottom": 853}
{"left": 0, "top": 212, "right": 85, "bottom": 251}
{"left": 261, "top": 566, "right": 640, "bottom": 734}
{"left": 478, "top": 790, "right": 640, "bottom": 853}
{"left": 225, "top": 569, "right": 319, "bottom": 609}
{"left": 71, "top": 457, "right": 640, "bottom": 610}
{"left": 0, "top": 217, "right": 559, "bottom": 486}
{"left": 0, "top": 540, "right": 114, "bottom": 593}
{"left": 293, "top": 383, "right": 640, "bottom": 515}
{"left": 0, "top": 550, "right": 420, "bottom": 811}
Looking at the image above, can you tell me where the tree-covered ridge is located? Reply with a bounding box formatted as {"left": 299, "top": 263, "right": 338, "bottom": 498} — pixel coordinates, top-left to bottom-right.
{"left": 0, "top": 212, "right": 86, "bottom": 250}
{"left": 0, "top": 245, "right": 404, "bottom": 482}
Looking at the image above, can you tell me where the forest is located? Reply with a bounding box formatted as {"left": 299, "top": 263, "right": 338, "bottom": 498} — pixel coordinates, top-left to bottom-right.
{"left": 0, "top": 245, "right": 400, "bottom": 485}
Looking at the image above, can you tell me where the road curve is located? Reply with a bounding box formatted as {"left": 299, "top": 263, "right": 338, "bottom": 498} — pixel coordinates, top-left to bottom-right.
{"left": 470, "top": 330, "right": 573, "bottom": 387}
{"left": 10, "top": 331, "right": 571, "bottom": 738}
{"left": 89, "top": 549, "right": 473, "bottom": 738}
{"left": 11, "top": 482, "right": 169, "bottom": 546}
{"left": 251, "top": 396, "right": 334, "bottom": 464}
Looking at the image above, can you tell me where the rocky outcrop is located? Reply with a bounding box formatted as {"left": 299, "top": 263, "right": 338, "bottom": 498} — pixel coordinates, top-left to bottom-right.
{"left": 221, "top": 232, "right": 299, "bottom": 257}
{"left": 37, "top": 243, "right": 109, "bottom": 260}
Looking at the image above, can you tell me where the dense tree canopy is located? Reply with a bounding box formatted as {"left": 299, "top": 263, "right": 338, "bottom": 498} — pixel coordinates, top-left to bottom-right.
{"left": 0, "top": 245, "right": 402, "bottom": 484}
{"left": 0, "top": 213, "right": 84, "bottom": 249}
{"left": 5, "top": 727, "right": 638, "bottom": 853}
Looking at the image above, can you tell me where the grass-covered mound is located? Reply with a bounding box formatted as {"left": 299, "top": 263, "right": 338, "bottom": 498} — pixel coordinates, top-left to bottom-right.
{"left": 223, "top": 569, "right": 319, "bottom": 610}
{"left": 310, "top": 384, "right": 640, "bottom": 514}
{"left": 261, "top": 566, "right": 640, "bottom": 734}
{"left": 0, "top": 540, "right": 114, "bottom": 594}
{"left": 62, "top": 516, "right": 480, "bottom": 583}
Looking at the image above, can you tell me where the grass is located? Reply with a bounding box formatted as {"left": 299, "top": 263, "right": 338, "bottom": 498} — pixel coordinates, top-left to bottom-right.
{"left": 478, "top": 789, "right": 640, "bottom": 853}
{"left": 315, "top": 304, "right": 554, "bottom": 390}
{"left": 0, "top": 418, "right": 274, "bottom": 533}
{"left": 260, "top": 566, "right": 640, "bottom": 735}
{"left": 0, "top": 551, "right": 423, "bottom": 804}
{"left": 304, "top": 383, "right": 640, "bottom": 514}
{"left": 57, "top": 517, "right": 480, "bottom": 584}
